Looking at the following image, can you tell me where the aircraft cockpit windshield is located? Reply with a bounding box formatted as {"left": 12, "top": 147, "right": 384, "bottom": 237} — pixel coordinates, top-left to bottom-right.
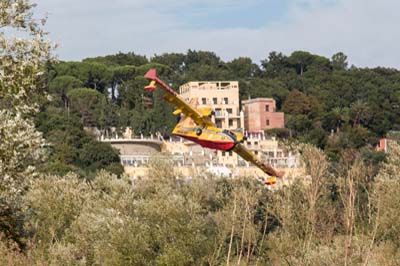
{"left": 223, "top": 130, "right": 237, "bottom": 142}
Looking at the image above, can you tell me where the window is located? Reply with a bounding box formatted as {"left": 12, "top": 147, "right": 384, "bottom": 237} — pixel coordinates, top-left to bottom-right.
{"left": 229, "top": 151, "right": 233, "bottom": 156}
{"left": 228, "top": 119, "right": 233, "bottom": 127}
{"left": 266, "top": 119, "right": 270, "bottom": 126}
{"left": 222, "top": 151, "right": 226, "bottom": 156}
{"left": 265, "top": 105, "right": 269, "bottom": 112}
{"left": 202, "top": 98, "right": 207, "bottom": 104}
{"left": 255, "top": 151, "right": 258, "bottom": 155}
{"left": 213, "top": 98, "right": 218, "bottom": 104}
{"left": 223, "top": 97, "right": 228, "bottom": 104}
{"left": 226, "top": 108, "right": 232, "bottom": 114}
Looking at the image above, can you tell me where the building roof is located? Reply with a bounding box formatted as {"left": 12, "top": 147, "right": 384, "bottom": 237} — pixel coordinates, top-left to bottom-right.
{"left": 242, "top": 98, "right": 275, "bottom": 104}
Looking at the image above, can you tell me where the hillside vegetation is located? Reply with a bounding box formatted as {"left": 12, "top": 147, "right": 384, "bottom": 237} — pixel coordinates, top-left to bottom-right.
{"left": 1, "top": 1, "right": 400, "bottom": 265}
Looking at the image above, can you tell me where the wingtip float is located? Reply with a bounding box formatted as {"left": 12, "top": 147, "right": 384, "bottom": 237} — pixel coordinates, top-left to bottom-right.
{"left": 144, "top": 68, "right": 284, "bottom": 185}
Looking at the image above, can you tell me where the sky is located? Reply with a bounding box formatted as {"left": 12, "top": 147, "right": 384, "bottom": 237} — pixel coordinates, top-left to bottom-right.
{"left": 34, "top": 0, "right": 399, "bottom": 68}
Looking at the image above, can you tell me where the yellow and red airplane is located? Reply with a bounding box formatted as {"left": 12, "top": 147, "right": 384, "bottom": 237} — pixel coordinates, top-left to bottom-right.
{"left": 144, "top": 69, "right": 283, "bottom": 185}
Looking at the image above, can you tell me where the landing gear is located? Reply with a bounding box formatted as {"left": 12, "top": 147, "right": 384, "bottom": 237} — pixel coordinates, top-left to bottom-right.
{"left": 196, "top": 128, "right": 202, "bottom": 136}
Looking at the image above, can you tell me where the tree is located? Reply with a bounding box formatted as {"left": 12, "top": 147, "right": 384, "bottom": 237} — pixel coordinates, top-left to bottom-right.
{"left": 0, "top": 0, "right": 53, "bottom": 246}
{"left": 261, "top": 51, "right": 290, "bottom": 78}
{"left": 323, "top": 107, "right": 350, "bottom": 131}
{"left": 83, "top": 52, "right": 148, "bottom": 66}
{"left": 109, "top": 65, "right": 136, "bottom": 100}
{"left": 48, "top": 75, "right": 83, "bottom": 108}
{"left": 0, "top": 0, "right": 55, "bottom": 114}
{"left": 331, "top": 52, "right": 348, "bottom": 71}
{"left": 54, "top": 62, "right": 111, "bottom": 93}
{"left": 67, "top": 88, "right": 107, "bottom": 127}
{"left": 0, "top": 111, "right": 46, "bottom": 244}
{"left": 288, "top": 51, "right": 315, "bottom": 76}
{"left": 227, "top": 57, "right": 260, "bottom": 79}
{"left": 184, "top": 49, "right": 222, "bottom": 68}
{"left": 350, "top": 100, "right": 372, "bottom": 127}
{"left": 151, "top": 53, "right": 186, "bottom": 72}
{"left": 282, "top": 89, "right": 312, "bottom": 115}
{"left": 78, "top": 140, "right": 123, "bottom": 176}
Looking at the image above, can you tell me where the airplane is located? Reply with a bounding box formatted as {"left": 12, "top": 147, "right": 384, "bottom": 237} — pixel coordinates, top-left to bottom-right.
{"left": 144, "top": 69, "right": 283, "bottom": 185}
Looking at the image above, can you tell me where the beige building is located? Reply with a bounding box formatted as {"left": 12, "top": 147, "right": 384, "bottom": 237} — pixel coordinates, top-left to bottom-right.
{"left": 179, "top": 81, "right": 244, "bottom": 129}
{"left": 102, "top": 133, "right": 300, "bottom": 181}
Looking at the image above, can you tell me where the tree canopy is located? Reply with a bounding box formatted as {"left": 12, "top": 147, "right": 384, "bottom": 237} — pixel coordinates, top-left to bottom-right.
{"left": 3, "top": 1, "right": 400, "bottom": 264}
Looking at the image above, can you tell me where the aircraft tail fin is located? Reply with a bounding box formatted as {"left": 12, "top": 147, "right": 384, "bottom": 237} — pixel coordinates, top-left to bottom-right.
{"left": 144, "top": 69, "right": 177, "bottom": 96}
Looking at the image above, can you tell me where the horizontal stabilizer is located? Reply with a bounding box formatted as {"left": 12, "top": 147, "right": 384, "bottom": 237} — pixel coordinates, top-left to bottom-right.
{"left": 144, "top": 80, "right": 157, "bottom": 91}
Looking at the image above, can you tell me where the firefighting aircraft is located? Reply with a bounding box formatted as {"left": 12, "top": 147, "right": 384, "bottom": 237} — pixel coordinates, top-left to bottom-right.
{"left": 144, "top": 69, "right": 283, "bottom": 185}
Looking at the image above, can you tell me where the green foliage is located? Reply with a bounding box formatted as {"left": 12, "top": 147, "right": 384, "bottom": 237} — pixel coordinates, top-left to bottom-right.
{"left": 78, "top": 140, "right": 123, "bottom": 176}
{"left": 54, "top": 62, "right": 112, "bottom": 92}
{"left": 282, "top": 89, "right": 312, "bottom": 115}
{"left": 2, "top": 140, "right": 400, "bottom": 265}
{"left": 42, "top": 48, "right": 400, "bottom": 154}
{"left": 152, "top": 52, "right": 186, "bottom": 71}
{"left": 48, "top": 75, "right": 83, "bottom": 95}
{"left": 288, "top": 51, "right": 316, "bottom": 75}
{"left": 35, "top": 105, "right": 123, "bottom": 177}
{"left": 265, "top": 128, "right": 291, "bottom": 139}
{"left": 4, "top": 3, "right": 400, "bottom": 262}
{"left": 24, "top": 173, "right": 91, "bottom": 248}
{"left": 0, "top": 0, "right": 53, "bottom": 248}
{"left": 0, "top": 0, "right": 55, "bottom": 114}
{"left": 83, "top": 52, "right": 148, "bottom": 66}
{"left": 67, "top": 88, "right": 107, "bottom": 127}
{"left": 227, "top": 57, "right": 260, "bottom": 79}
{"left": 48, "top": 75, "right": 83, "bottom": 107}
{"left": 331, "top": 52, "right": 348, "bottom": 70}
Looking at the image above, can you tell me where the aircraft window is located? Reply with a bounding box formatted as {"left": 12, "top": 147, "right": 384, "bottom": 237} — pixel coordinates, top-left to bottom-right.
{"left": 223, "top": 130, "right": 237, "bottom": 142}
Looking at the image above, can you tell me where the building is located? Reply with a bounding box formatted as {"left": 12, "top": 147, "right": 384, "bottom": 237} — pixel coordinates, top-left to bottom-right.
{"left": 242, "top": 98, "right": 284, "bottom": 133}
{"left": 179, "top": 81, "right": 244, "bottom": 129}
{"left": 101, "top": 132, "right": 300, "bottom": 183}
{"left": 375, "top": 138, "right": 388, "bottom": 152}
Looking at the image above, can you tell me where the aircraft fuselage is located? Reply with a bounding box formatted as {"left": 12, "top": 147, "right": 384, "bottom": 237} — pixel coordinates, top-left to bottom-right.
{"left": 172, "top": 122, "right": 243, "bottom": 151}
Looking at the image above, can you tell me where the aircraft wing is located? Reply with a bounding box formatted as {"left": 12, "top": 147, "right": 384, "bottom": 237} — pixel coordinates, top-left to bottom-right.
{"left": 233, "top": 143, "right": 283, "bottom": 178}
{"left": 144, "top": 69, "right": 215, "bottom": 128}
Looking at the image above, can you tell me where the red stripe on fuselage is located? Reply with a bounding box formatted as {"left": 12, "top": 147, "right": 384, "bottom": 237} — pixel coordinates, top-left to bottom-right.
{"left": 175, "top": 134, "right": 236, "bottom": 151}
